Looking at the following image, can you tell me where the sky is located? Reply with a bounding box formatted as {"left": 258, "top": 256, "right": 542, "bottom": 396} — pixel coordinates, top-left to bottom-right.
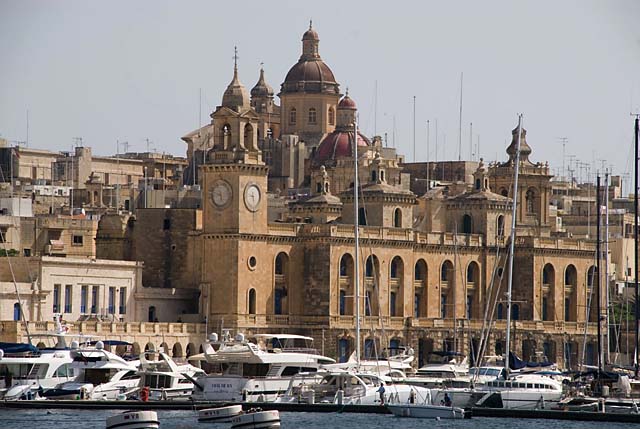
{"left": 1, "top": 0, "right": 639, "bottom": 190}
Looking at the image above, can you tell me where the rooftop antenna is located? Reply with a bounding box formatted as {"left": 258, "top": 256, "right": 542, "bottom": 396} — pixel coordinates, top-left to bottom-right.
{"left": 392, "top": 115, "right": 396, "bottom": 148}
{"left": 458, "top": 72, "right": 463, "bottom": 161}
{"left": 558, "top": 137, "right": 568, "bottom": 181}
{"left": 469, "top": 122, "right": 473, "bottom": 161}
{"left": 413, "top": 96, "right": 416, "bottom": 162}
{"left": 25, "top": 109, "right": 29, "bottom": 147}
{"left": 374, "top": 80, "right": 378, "bottom": 136}
{"left": 435, "top": 119, "right": 439, "bottom": 163}
{"left": 632, "top": 112, "right": 640, "bottom": 377}
{"left": 426, "top": 120, "right": 430, "bottom": 190}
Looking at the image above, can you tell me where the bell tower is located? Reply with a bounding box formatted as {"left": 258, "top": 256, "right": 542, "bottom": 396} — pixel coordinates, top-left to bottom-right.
{"left": 202, "top": 49, "right": 268, "bottom": 235}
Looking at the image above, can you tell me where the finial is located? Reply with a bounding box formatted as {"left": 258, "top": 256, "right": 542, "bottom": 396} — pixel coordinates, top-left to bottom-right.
{"left": 233, "top": 46, "right": 239, "bottom": 71}
{"left": 345, "top": 87, "right": 349, "bottom": 97}
{"left": 309, "top": 19, "right": 313, "bottom": 29}
{"left": 259, "top": 61, "right": 264, "bottom": 71}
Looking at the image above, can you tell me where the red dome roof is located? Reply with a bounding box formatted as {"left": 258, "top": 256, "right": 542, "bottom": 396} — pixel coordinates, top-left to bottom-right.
{"left": 314, "top": 131, "right": 370, "bottom": 163}
{"left": 338, "top": 95, "right": 357, "bottom": 109}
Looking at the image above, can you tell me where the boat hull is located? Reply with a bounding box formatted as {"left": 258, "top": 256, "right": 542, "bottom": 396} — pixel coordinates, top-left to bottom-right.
{"left": 106, "top": 411, "right": 159, "bottom": 429}
{"left": 230, "top": 410, "right": 280, "bottom": 429}
{"left": 387, "top": 404, "right": 466, "bottom": 419}
{"left": 198, "top": 405, "right": 243, "bottom": 422}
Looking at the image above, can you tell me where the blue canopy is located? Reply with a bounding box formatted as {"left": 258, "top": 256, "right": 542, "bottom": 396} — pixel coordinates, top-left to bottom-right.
{"left": 0, "top": 342, "right": 39, "bottom": 354}
{"left": 87, "top": 340, "right": 132, "bottom": 346}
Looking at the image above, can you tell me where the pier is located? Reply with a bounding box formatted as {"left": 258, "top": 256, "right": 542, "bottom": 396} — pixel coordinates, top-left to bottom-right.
{"left": 2, "top": 400, "right": 640, "bottom": 423}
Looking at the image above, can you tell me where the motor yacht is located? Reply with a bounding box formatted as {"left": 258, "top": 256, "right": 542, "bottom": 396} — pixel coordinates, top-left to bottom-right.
{"left": 191, "top": 331, "right": 335, "bottom": 402}
{"left": 137, "top": 348, "right": 204, "bottom": 400}
{"left": 277, "top": 368, "right": 431, "bottom": 405}
{"left": 43, "top": 340, "right": 140, "bottom": 400}
{"left": 0, "top": 317, "right": 84, "bottom": 400}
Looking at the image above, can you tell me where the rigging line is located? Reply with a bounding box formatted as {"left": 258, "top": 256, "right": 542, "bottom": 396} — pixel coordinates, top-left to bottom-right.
{"left": 474, "top": 242, "right": 505, "bottom": 381}
{"left": 476, "top": 245, "right": 511, "bottom": 380}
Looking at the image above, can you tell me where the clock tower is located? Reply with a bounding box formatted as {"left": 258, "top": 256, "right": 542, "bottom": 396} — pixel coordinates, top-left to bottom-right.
{"left": 202, "top": 53, "right": 268, "bottom": 235}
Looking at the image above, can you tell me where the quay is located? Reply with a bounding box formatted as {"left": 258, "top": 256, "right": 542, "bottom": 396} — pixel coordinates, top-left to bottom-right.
{"left": 2, "top": 400, "right": 640, "bottom": 423}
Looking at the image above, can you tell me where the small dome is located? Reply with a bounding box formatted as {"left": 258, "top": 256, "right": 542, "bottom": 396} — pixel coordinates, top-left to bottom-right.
{"left": 250, "top": 68, "right": 274, "bottom": 98}
{"left": 338, "top": 95, "right": 357, "bottom": 110}
{"left": 303, "top": 27, "right": 319, "bottom": 41}
{"left": 314, "top": 131, "right": 370, "bottom": 163}
{"left": 303, "top": 20, "right": 319, "bottom": 41}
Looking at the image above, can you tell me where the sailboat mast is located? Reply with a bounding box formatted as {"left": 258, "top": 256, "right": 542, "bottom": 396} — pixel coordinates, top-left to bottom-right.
{"left": 634, "top": 116, "right": 639, "bottom": 377}
{"left": 504, "top": 114, "right": 523, "bottom": 377}
{"left": 596, "top": 175, "right": 603, "bottom": 374}
{"left": 605, "top": 171, "right": 610, "bottom": 364}
{"left": 353, "top": 118, "right": 361, "bottom": 367}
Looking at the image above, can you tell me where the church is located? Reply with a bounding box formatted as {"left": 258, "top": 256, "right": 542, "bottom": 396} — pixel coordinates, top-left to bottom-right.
{"left": 101, "top": 23, "right": 602, "bottom": 369}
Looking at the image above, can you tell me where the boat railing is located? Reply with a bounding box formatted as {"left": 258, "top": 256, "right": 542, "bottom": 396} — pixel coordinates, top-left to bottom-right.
{"left": 266, "top": 347, "right": 319, "bottom": 355}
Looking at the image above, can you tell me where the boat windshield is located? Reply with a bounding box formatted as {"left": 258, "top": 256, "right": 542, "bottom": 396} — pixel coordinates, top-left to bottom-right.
{"left": 83, "top": 368, "right": 117, "bottom": 385}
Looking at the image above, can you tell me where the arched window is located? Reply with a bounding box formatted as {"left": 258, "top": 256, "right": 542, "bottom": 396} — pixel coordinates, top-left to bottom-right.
{"left": 497, "top": 215, "right": 505, "bottom": 236}
{"left": 462, "top": 214, "right": 472, "bottom": 234}
{"left": 414, "top": 260, "right": 427, "bottom": 282}
{"left": 475, "top": 179, "right": 481, "bottom": 190}
{"left": 390, "top": 256, "right": 403, "bottom": 280}
{"left": 393, "top": 208, "right": 402, "bottom": 228}
{"left": 13, "top": 302, "right": 20, "bottom": 321}
{"left": 248, "top": 289, "right": 256, "bottom": 314}
{"left": 441, "top": 260, "right": 453, "bottom": 282}
{"left": 328, "top": 107, "right": 335, "bottom": 125}
{"left": 512, "top": 304, "right": 520, "bottom": 320}
{"left": 587, "top": 265, "right": 596, "bottom": 288}
{"left": 222, "top": 124, "right": 231, "bottom": 149}
{"left": 500, "top": 188, "right": 508, "bottom": 198}
{"left": 365, "top": 255, "right": 376, "bottom": 278}
{"left": 380, "top": 170, "right": 385, "bottom": 181}
{"left": 497, "top": 303, "right": 504, "bottom": 319}
{"left": 289, "top": 108, "right": 297, "bottom": 125}
{"left": 526, "top": 189, "right": 535, "bottom": 213}
{"left": 467, "top": 262, "right": 479, "bottom": 284}
{"left": 339, "top": 254, "right": 350, "bottom": 277}
{"left": 243, "top": 123, "right": 253, "bottom": 148}
{"left": 565, "top": 264, "right": 577, "bottom": 286}
{"left": 371, "top": 170, "right": 377, "bottom": 182}
{"left": 148, "top": 306, "right": 156, "bottom": 322}
{"left": 275, "top": 254, "right": 285, "bottom": 275}
{"left": 308, "top": 108, "right": 317, "bottom": 124}
{"left": 543, "top": 263, "right": 554, "bottom": 286}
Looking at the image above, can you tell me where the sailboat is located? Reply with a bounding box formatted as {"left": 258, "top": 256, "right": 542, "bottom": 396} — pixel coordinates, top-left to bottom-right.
{"left": 473, "top": 115, "right": 564, "bottom": 410}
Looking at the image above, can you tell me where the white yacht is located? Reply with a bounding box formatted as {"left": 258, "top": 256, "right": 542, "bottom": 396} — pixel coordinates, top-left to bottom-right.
{"left": 325, "top": 347, "right": 414, "bottom": 378}
{"left": 138, "top": 348, "right": 204, "bottom": 400}
{"left": 475, "top": 373, "right": 564, "bottom": 409}
{"left": 404, "top": 351, "right": 470, "bottom": 389}
{"left": 43, "top": 341, "right": 140, "bottom": 400}
{"left": 0, "top": 342, "right": 73, "bottom": 400}
{"left": 191, "top": 332, "right": 335, "bottom": 402}
{"left": 278, "top": 369, "right": 431, "bottom": 405}
{"left": 0, "top": 317, "right": 83, "bottom": 400}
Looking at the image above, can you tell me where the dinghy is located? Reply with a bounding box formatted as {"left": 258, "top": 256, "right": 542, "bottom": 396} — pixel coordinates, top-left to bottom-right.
{"left": 387, "top": 403, "right": 466, "bottom": 419}
{"left": 106, "top": 410, "right": 159, "bottom": 429}
{"left": 198, "top": 405, "right": 243, "bottom": 422}
{"left": 230, "top": 409, "right": 280, "bottom": 429}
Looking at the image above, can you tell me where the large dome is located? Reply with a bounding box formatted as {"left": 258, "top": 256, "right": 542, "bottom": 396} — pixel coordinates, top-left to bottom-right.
{"left": 280, "top": 24, "right": 340, "bottom": 95}
{"left": 314, "top": 131, "right": 370, "bottom": 163}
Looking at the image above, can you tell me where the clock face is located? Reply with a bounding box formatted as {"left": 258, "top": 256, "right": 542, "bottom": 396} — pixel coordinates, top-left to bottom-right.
{"left": 244, "top": 183, "right": 261, "bottom": 212}
{"left": 210, "top": 180, "right": 232, "bottom": 209}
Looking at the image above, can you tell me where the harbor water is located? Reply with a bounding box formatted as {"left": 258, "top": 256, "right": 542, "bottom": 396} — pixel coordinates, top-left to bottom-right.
{"left": 0, "top": 409, "right": 639, "bottom": 429}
